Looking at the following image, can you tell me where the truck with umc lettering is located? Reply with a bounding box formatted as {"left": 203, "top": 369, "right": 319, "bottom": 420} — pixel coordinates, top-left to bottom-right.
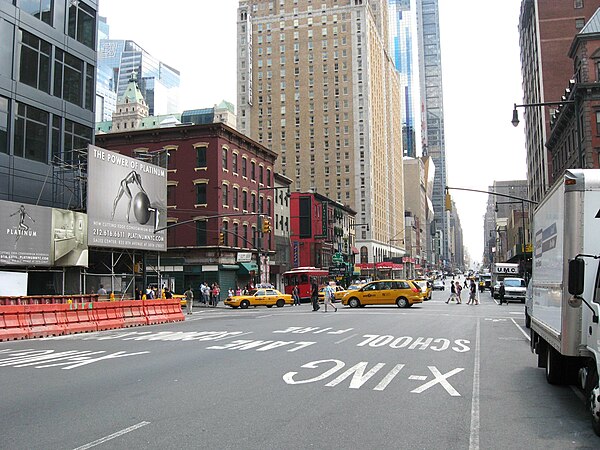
{"left": 529, "top": 170, "right": 600, "bottom": 436}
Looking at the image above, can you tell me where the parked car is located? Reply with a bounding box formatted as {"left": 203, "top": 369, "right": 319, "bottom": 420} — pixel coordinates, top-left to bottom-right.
{"left": 412, "top": 280, "right": 432, "bottom": 300}
{"left": 341, "top": 279, "right": 423, "bottom": 308}
{"left": 492, "top": 278, "right": 527, "bottom": 303}
{"left": 224, "top": 288, "right": 293, "bottom": 309}
{"left": 432, "top": 280, "right": 445, "bottom": 291}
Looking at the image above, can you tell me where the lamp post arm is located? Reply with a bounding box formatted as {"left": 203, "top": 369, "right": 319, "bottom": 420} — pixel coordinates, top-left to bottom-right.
{"left": 153, "top": 212, "right": 252, "bottom": 233}
{"left": 445, "top": 186, "right": 538, "bottom": 205}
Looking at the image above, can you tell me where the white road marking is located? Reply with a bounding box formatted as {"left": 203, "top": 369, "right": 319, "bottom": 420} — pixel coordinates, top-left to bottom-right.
{"left": 408, "top": 375, "right": 427, "bottom": 381}
{"left": 509, "top": 312, "right": 523, "bottom": 315}
{"left": 410, "top": 366, "right": 463, "bottom": 396}
{"left": 334, "top": 333, "right": 357, "bottom": 344}
{"left": 210, "top": 331, "right": 253, "bottom": 342}
{"left": 510, "top": 318, "right": 530, "bottom": 341}
{"left": 469, "top": 318, "right": 481, "bottom": 450}
{"left": 73, "top": 421, "right": 150, "bottom": 450}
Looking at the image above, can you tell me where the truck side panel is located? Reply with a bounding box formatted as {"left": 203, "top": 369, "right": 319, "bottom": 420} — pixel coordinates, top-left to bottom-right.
{"left": 532, "top": 180, "right": 564, "bottom": 343}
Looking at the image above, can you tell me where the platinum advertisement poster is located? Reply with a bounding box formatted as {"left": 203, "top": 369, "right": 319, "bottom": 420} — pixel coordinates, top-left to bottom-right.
{"left": 87, "top": 145, "right": 167, "bottom": 251}
{"left": 0, "top": 201, "right": 52, "bottom": 266}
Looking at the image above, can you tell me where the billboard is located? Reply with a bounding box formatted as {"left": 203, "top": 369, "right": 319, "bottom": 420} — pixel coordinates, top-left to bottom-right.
{"left": 87, "top": 145, "right": 167, "bottom": 251}
{"left": 0, "top": 200, "right": 88, "bottom": 267}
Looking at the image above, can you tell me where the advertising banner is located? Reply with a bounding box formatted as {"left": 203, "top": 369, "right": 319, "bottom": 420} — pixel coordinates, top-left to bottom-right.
{"left": 0, "top": 201, "right": 52, "bottom": 266}
{"left": 0, "top": 201, "right": 88, "bottom": 266}
{"left": 87, "top": 145, "right": 167, "bottom": 251}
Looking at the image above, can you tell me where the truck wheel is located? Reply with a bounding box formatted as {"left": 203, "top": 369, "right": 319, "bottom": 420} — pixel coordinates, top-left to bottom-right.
{"left": 546, "top": 346, "right": 567, "bottom": 385}
{"left": 587, "top": 367, "right": 600, "bottom": 436}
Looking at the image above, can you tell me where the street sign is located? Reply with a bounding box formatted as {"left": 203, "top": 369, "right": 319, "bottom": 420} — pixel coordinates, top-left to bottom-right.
{"left": 332, "top": 252, "right": 343, "bottom": 263}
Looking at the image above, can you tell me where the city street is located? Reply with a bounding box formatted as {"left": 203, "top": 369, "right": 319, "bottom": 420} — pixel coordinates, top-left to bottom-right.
{"left": 0, "top": 282, "right": 597, "bottom": 449}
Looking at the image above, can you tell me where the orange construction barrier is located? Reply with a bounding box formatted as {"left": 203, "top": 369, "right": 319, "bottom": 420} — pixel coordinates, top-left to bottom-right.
{"left": 0, "top": 306, "right": 29, "bottom": 341}
{"left": 143, "top": 299, "right": 169, "bottom": 325}
{"left": 121, "top": 300, "right": 147, "bottom": 327}
{"left": 24, "top": 304, "right": 65, "bottom": 338}
{"left": 164, "top": 299, "right": 185, "bottom": 322}
{"left": 64, "top": 302, "right": 97, "bottom": 334}
{"left": 93, "top": 302, "right": 124, "bottom": 331}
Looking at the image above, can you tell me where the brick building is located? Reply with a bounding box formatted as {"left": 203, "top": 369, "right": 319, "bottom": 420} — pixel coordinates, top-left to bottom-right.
{"left": 96, "top": 121, "right": 277, "bottom": 296}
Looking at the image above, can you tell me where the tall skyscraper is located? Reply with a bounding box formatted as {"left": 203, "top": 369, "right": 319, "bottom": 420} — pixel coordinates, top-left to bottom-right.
{"left": 416, "top": 0, "right": 449, "bottom": 267}
{"left": 518, "top": 0, "right": 598, "bottom": 204}
{"left": 0, "top": 0, "right": 97, "bottom": 209}
{"left": 388, "top": 0, "right": 417, "bottom": 158}
{"left": 236, "top": 0, "right": 405, "bottom": 265}
{"left": 97, "top": 37, "right": 180, "bottom": 119}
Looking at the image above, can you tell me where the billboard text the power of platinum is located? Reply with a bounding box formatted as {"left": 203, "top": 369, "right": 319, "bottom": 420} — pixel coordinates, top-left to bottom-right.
{"left": 87, "top": 145, "right": 167, "bottom": 251}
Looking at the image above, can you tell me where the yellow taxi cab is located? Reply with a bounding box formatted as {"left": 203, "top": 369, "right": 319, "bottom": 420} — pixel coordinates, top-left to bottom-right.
{"left": 412, "top": 279, "right": 432, "bottom": 301}
{"left": 172, "top": 294, "right": 187, "bottom": 307}
{"left": 224, "top": 288, "right": 293, "bottom": 309}
{"left": 318, "top": 285, "right": 347, "bottom": 303}
{"left": 341, "top": 279, "right": 423, "bottom": 308}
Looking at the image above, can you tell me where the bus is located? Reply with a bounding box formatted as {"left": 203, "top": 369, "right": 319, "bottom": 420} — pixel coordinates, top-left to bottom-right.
{"left": 282, "top": 267, "right": 329, "bottom": 300}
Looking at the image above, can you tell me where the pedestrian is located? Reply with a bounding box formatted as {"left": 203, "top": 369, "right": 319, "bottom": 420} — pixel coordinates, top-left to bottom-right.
{"left": 184, "top": 286, "right": 194, "bottom": 315}
{"left": 164, "top": 287, "right": 173, "bottom": 299}
{"left": 311, "top": 278, "right": 320, "bottom": 311}
{"left": 235, "top": 286, "right": 241, "bottom": 296}
{"left": 211, "top": 283, "right": 220, "bottom": 307}
{"left": 455, "top": 281, "right": 463, "bottom": 304}
{"left": 200, "top": 282, "right": 210, "bottom": 305}
{"left": 134, "top": 287, "right": 141, "bottom": 300}
{"left": 498, "top": 282, "right": 506, "bottom": 305}
{"left": 146, "top": 286, "right": 155, "bottom": 299}
{"left": 446, "top": 281, "right": 456, "bottom": 303}
{"left": 464, "top": 278, "right": 469, "bottom": 289}
{"left": 97, "top": 284, "right": 107, "bottom": 295}
{"left": 323, "top": 280, "right": 337, "bottom": 312}
{"left": 228, "top": 288, "right": 234, "bottom": 298}
{"left": 467, "top": 279, "right": 477, "bottom": 305}
{"left": 292, "top": 284, "right": 301, "bottom": 306}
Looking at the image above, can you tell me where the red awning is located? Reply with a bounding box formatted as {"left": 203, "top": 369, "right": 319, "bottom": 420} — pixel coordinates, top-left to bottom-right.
{"left": 351, "top": 246, "right": 359, "bottom": 254}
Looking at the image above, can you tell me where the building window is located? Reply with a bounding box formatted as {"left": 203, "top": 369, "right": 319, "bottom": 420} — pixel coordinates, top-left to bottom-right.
{"left": 233, "top": 187, "right": 239, "bottom": 209}
{"left": 0, "top": 96, "right": 8, "bottom": 154}
{"left": 196, "top": 184, "right": 207, "bottom": 204}
{"left": 54, "top": 49, "right": 85, "bottom": 107}
{"left": 242, "top": 190, "right": 248, "bottom": 210}
{"left": 575, "top": 18, "right": 585, "bottom": 29}
{"left": 251, "top": 193, "right": 256, "bottom": 212}
{"left": 222, "top": 184, "right": 229, "bottom": 206}
{"left": 266, "top": 168, "right": 272, "bottom": 186}
{"left": 222, "top": 221, "right": 229, "bottom": 246}
{"left": 266, "top": 198, "right": 272, "bottom": 217}
{"left": 232, "top": 153, "right": 238, "bottom": 173}
{"left": 19, "top": 29, "right": 51, "bottom": 94}
{"left": 196, "top": 146, "right": 207, "bottom": 168}
{"left": 233, "top": 222, "right": 239, "bottom": 247}
{"left": 251, "top": 161, "right": 256, "bottom": 180}
{"left": 63, "top": 119, "right": 92, "bottom": 163}
{"left": 243, "top": 224, "right": 248, "bottom": 248}
{"left": 196, "top": 220, "right": 207, "bottom": 246}
{"left": 222, "top": 147, "right": 228, "bottom": 169}
{"left": 14, "top": 102, "right": 48, "bottom": 163}
{"left": 259, "top": 165, "right": 264, "bottom": 184}
{"left": 259, "top": 195, "right": 264, "bottom": 214}
{"left": 21, "top": 0, "right": 53, "bottom": 25}
{"left": 68, "top": 0, "right": 96, "bottom": 49}
{"left": 242, "top": 157, "right": 247, "bottom": 177}
{"left": 596, "top": 111, "right": 600, "bottom": 135}
{"left": 574, "top": 0, "right": 584, "bottom": 8}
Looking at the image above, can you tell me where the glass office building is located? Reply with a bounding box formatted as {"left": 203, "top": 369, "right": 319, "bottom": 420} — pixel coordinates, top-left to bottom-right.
{"left": 0, "top": 0, "right": 97, "bottom": 209}
{"left": 388, "top": 0, "right": 417, "bottom": 158}
{"left": 97, "top": 39, "right": 180, "bottom": 118}
{"left": 416, "top": 0, "right": 450, "bottom": 267}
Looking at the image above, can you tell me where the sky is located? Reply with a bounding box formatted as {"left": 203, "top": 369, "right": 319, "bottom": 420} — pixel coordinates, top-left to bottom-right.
{"left": 98, "top": 0, "right": 527, "bottom": 267}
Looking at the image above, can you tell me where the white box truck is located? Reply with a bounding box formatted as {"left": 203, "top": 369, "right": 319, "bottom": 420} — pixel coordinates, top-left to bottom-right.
{"left": 529, "top": 169, "right": 600, "bottom": 435}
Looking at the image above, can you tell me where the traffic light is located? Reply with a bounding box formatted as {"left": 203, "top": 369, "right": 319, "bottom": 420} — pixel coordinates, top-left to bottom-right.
{"left": 218, "top": 232, "right": 225, "bottom": 245}
{"left": 262, "top": 219, "right": 272, "bottom": 233}
{"left": 445, "top": 191, "right": 452, "bottom": 211}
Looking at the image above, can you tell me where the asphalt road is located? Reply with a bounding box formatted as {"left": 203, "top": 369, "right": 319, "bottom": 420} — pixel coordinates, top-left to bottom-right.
{"left": 1, "top": 283, "right": 598, "bottom": 449}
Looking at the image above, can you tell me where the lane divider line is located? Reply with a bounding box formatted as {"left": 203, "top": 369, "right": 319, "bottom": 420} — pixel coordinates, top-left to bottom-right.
{"left": 510, "top": 318, "right": 530, "bottom": 341}
{"left": 73, "top": 421, "right": 150, "bottom": 450}
{"left": 469, "top": 317, "right": 480, "bottom": 450}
